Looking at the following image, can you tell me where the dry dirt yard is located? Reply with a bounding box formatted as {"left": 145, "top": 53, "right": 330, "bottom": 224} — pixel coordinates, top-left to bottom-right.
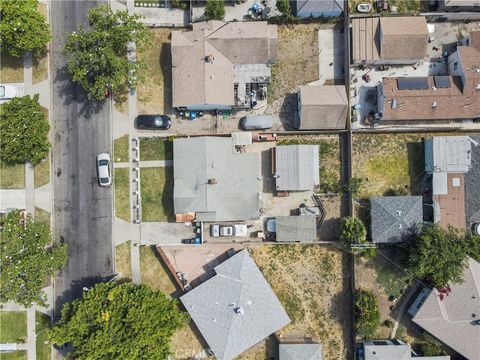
{"left": 249, "top": 244, "right": 352, "bottom": 360}
{"left": 268, "top": 24, "right": 320, "bottom": 103}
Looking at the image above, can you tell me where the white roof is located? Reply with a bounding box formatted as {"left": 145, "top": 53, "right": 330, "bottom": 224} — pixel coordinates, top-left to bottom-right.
{"left": 427, "top": 137, "right": 472, "bottom": 173}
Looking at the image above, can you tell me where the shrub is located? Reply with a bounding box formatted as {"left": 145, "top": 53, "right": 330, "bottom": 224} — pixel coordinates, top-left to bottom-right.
{"left": 204, "top": 0, "right": 225, "bottom": 20}
{"left": 355, "top": 289, "right": 380, "bottom": 338}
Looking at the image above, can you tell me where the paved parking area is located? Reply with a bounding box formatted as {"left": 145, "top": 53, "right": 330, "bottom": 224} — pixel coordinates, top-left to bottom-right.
{"left": 318, "top": 27, "right": 345, "bottom": 84}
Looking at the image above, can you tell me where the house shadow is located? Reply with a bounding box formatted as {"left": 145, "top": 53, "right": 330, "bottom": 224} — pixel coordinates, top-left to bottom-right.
{"left": 278, "top": 93, "right": 297, "bottom": 131}
{"left": 407, "top": 141, "right": 425, "bottom": 195}
{"left": 261, "top": 149, "right": 275, "bottom": 193}
{"left": 162, "top": 167, "right": 175, "bottom": 222}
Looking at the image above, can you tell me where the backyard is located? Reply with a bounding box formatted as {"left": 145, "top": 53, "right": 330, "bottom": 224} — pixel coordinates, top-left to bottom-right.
{"left": 0, "top": 311, "right": 27, "bottom": 343}
{"left": 114, "top": 168, "right": 130, "bottom": 222}
{"left": 250, "top": 244, "right": 352, "bottom": 360}
{"left": 140, "top": 138, "right": 173, "bottom": 161}
{"left": 268, "top": 24, "right": 320, "bottom": 103}
{"left": 140, "top": 167, "right": 174, "bottom": 222}
{"left": 137, "top": 28, "right": 172, "bottom": 115}
{"left": 352, "top": 134, "right": 425, "bottom": 198}
{"left": 0, "top": 162, "right": 25, "bottom": 189}
{"left": 354, "top": 249, "right": 416, "bottom": 341}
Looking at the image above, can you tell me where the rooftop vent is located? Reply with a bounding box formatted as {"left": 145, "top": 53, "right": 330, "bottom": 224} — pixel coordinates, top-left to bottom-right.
{"left": 391, "top": 99, "right": 398, "bottom": 109}
{"left": 205, "top": 55, "right": 214, "bottom": 64}
{"left": 234, "top": 307, "right": 245, "bottom": 315}
{"left": 432, "top": 101, "right": 437, "bottom": 108}
{"left": 208, "top": 178, "right": 217, "bottom": 185}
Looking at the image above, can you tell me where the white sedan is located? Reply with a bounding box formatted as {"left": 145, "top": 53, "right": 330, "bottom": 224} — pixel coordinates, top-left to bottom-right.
{"left": 0, "top": 84, "right": 17, "bottom": 100}
{"left": 96, "top": 153, "right": 112, "bottom": 187}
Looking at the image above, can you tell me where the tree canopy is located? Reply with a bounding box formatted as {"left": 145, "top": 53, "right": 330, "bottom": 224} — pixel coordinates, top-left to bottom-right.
{"left": 0, "top": 95, "right": 50, "bottom": 164}
{"left": 0, "top": 210, "right": 67, "bottom": 307}
{"left": 354, "top": 289, "right": 380, "bottom": 338}
{"left": 276, "top": 0, "right": 294, "bottom": 20}
{"left": 340, "top": 216, "right": 376, "bottom": 259}
{"left": 49, "top": 282, "right": 188, "bottom": 359}
{"left": 0, "top": 0, "right": 50, "bottom": 57}
{"left": 204, "top": 0, "right": 225, "bottom": 20}
{"left": 64, "top": 5, "right": 149, "bottom": 101}
{"left": 408, "top": 225, "right": 470, "bottom": 288}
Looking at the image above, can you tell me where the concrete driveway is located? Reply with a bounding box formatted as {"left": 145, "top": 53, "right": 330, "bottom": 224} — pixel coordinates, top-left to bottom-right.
{"left": 318, "top": 27, "right": 345, "bottom": 84}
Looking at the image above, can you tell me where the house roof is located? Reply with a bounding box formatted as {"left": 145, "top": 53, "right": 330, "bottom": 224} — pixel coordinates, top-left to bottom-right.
{"left": 171, "top": 21, "right": 277, "bottom": 108}
{"left": 379, "top": 17, "right": 428, "bottom": 60}
{"left": 412, "top": 258, "right": 480, "bottom": 360}
{"left": 424, "top": 136, "right": 473, "bottom": 174}
{"left": 297, "top": 85, "right": 348, "bottom": 130}
{"left": 275, "top": 216, "right": 317, "bottom": 243}
{"left": 470, "top": 30, "right": 480, "bottom": 50}
{"left": 173, "top": 137, "right": 261, "bottom": 222}
{"left": 352, "top": 17, "right": 428, "bottom": 63}
{"left": 465, "top": 135, "right": 480, "bottom": 227}
{"left": 294, "top": 0, "right": 344, "bottom": 16}
{"left": 370, "top": 196, "right": 423, "bottom": 243}
{"left": 275, "top": 145, "right": 320, "bottom": 191}
{"left": 433, "top": 173, "right": 466, "bottom": 230}
{"left": 364, "top": 343, "right": 411, "bottom": 360}
{"left": 181, "top": 250, "right": 291, "bottom": 360}
{"left": 279, "top": 343, "right": 322, "bottom": 360}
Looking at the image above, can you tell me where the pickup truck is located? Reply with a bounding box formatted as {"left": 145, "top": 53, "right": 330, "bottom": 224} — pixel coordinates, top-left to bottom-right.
{"left": 210, "top": 224, "right": 248, "bottom": 237}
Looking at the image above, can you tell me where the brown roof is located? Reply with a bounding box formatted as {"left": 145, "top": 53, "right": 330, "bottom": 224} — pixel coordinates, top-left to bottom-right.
{"left": 434, "top": 173, "right": 466, "bottom": 230}
{"left": 470, "top": 30, "right": 480, "bottom": 51}
{"left": 381, "top": 43, "right": 480, "bottom": 121}
{"left": 297, "top": 85, "right": 348, "bottom": 129}
{"left": 379, "top": 17, "right": 428, "bottom": 60}
{"left": 171, "top": 21, "right": 277, "bottom": 108}
{"left": 351, "top": 17, "right": 380, "bottom": 63}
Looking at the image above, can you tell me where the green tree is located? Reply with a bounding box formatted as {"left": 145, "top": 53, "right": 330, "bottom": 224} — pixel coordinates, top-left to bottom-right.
{"left": 354, "top": 289, "right": 380, "bottom": 338}
{"left": 49, "top": 282, "right": 188, "bottom": 359}
{"left": 0, "top": 0, "right": 50, "bottom": 57}
{"left": 0, "top": 210, "right": 67, "bottom": 307}
{"left": 276, "top": 0, "right": 293, "bottom": 19}
{"left": 64, "top": 5, "right": 149, "bottom": 101}
{"left": 0, "top": 95, "right": 50, "bottom": 164}
{"left": 409, "top": 225, "right": 467, "bottom": 288}
{"left": 204, "top": 0, "right": 225, "bottom": 20}
{"left": 340, "top": 217, "right": 376, "bottom": 259}
{"left": 465, "top": 233, "right": 480, "bottom": 262}
{"left": 415, "top": 334, "right": 447, "bottom": 356}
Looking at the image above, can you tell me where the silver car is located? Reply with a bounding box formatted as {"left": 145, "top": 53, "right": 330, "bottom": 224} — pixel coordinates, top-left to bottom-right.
{"left": 96, "top": 153, "right": 111, "bottom": 187}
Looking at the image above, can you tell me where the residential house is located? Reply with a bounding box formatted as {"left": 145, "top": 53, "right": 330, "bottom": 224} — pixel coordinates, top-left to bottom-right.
{"left": 293, "top": 0, "right": 343, "bottom": 17}
{"left": 370, "top": 196, "right": 423, "bottom": 243}
{"left": 275, "top": 216, "right": 317, "bottom": 243}
{"left": 173, "top": 136, "right": 261, "bottom": 222}
{"left": 437, "top": 0, "right": 480, "bottom": 12}
{"left": 409, "top": 257, "right": 480, "bottom": 360}
{"left": 351, "top": 16, "right": 428, "bottom": 65}
{"left": 279, "top": 342, "right": 323, "bottom": 360}
{"left": 171, "top": 21, "right": 277, "bottom": 111}
{"left": 359, "top": 339, "right": 450, "bottom": 359}
{"left": 274, "top": 145, "right": 320, "bottom": 192}
{"left": 294, "top": 85, "right": 348, "bottom": 130}
{"left": 424, "top": 136, "right": 479, "bottom": 230}
{"left": 377, "top": 30, "right": 480, "bottom": 123}
{"left": 180, "top": 250, "right": 291, "bottom": 360}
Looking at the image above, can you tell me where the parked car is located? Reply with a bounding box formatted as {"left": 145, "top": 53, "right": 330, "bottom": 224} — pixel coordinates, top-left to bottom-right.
{"left": 357, "top": 3, "right": 372, "bottom": 12}
{"left": 181, "top": 238, "right": 201, "bottom": 244}
{"left": 210, "top": 224, "right": 248, "bottom": 237}
{"left": 265, "top": 218, "right": 276, "bottom": 233}
{"left": 96, "top": 153, "right": 112, "bottom": 187}
{"left": 239, "top": 115, "right": 274, "bottom": 130}
{"left": 472, "top": 223, "right": 480, "bottom": 236}
{"left": 135, "top": 114, "right": 171, "bottom": 130}
{"left": 0, "top": 84, "right": 17, "bottom": 100}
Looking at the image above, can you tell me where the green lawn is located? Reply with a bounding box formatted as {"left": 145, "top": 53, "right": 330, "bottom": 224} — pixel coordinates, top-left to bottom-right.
{"left": 114, "top": 168, "right": 130, "bottom": 222}
{"left": 140, "top": 246, "right": 177, "bottom": 294}
{"left": 35, "top": 312, "right": 51, "bottom": 360}
{"left": 141, "top": 167, "right": 174, "bottom": 222}
{"left": 115, "top": 241, "right": 132, "bottom": 281}
{"left": 0, "top": 351, "right": 27, "bottom": 360}
{"left": 140, "top": 138, "right": 173, "bottom": 161}
{"left": 0, "top": 161, "right": 25, "bottom": 189}
{"left": 34, "top": 207, "right": 51, "bottom": 229}
{"left": 34, "top": 158, "right": 50, "bottom": 188}
{"left": 0, "top": 311, "right": 27, "bottom": 343}
{"left": 114, "top": 135, "right": 129, "bottom": 163}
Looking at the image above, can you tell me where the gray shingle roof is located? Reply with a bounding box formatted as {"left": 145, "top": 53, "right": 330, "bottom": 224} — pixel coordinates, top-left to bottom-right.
{"left": 276, "top": 216, "right": 317, "bottom": 243}
{"left": 275, "top": 145, "right": 320, "bottom": 191}
{"left": 279, "top": 343, "right": 322, "bottom": 360}
{"left": 465, "top": 136, "right": 480, "bottom": 227}
{"left": 370, "top": 196, "right": 423, "bottom": 243}
{"left": 412, "top": 258, "right": 480, "bottom": 360}
{"left": 174, "top": 137, "right": 261, "bottom": 222}
{"left": 364, "top": 343, "right": 411, "bottom": 360}
{"left": 180, "top": 250, "right": 291, "bottom": 360}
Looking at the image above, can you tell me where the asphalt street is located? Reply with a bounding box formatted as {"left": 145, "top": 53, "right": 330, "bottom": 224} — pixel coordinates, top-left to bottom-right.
{"left": 50, "top": 0, "right": 113, "bottom": 316}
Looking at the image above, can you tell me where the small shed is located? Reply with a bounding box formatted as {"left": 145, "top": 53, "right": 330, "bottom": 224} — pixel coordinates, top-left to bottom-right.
{"left": 276, "top": 216, "right": 317, "bottom": 243}
{"left": 275, "top": 145, "right": 320, "bottom": 191}
{"left": 279, "top": 342, "right": 323, "bottom": 360}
